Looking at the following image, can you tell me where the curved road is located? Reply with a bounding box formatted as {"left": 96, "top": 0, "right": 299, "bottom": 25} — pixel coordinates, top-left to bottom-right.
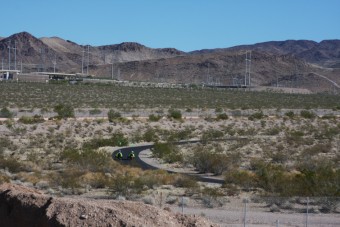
{"left": 112, "top": 139, "right": 247, "bottom": 184}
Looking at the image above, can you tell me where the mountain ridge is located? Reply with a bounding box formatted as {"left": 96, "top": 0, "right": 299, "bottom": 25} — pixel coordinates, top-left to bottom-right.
{"left": 0, "top": 32, "right": 339, "bottom": 92}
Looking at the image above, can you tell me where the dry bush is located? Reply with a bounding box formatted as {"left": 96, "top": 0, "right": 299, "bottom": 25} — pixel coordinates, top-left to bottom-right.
{"left": 0, "top": 173, "right": 10, "bottom": 183}
{"left": 0, "top": 157, "right": 24, "bottom": 173}
{"left": 16, "top": 171, "right": 43, "bottom": 185}
{"left": 80, "top": 172, "right": 110, "bottom": 188}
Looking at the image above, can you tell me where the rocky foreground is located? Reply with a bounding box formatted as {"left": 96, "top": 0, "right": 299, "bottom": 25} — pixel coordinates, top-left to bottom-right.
{"left": 0, "top": 183, "right": 217, "bottom": 227}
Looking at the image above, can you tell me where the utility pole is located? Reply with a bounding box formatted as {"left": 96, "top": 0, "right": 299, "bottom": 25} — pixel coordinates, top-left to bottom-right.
{"left": 111, "top": 63, "right": 114, "bottom": 80}
{"left": 14, "top": 41, "right": 17, "bottom": 70}
{"left": 86, "top": 45, "right": 90, "bottom": 75}
{"left": 52, "top": 54, "right": 57, "bottom": 73}
{"left": 8, "top": 41, "right": 11, "bottom": 70}
{"left": 245, "top": 51, "right": 251, "bottom": 87}
{"left": 81, "top": 47, "right": 85, "bottom": 74}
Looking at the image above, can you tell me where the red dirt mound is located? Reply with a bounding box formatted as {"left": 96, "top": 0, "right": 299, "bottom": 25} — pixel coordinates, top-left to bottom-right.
{"left": 0, "top": 183, "right": 217, "bottom": 227}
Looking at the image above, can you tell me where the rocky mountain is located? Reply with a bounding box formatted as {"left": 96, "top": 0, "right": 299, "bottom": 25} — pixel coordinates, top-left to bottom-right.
{"left": 192, "top": 39, "right": 340, "bottom": 68}
{"left": 0, "top": 32, "right": 339, "bottom": 92}
{"left": 0, "top": 32, "right": 184, "bottom": 73}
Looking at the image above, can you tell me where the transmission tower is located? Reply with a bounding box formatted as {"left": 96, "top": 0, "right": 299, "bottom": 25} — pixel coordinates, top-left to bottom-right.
{"left": 52, "top": 54, "right": 57, "bottom": 73}
{"left": 8, "top": 41, "right": 11, "bottom": 70}
{"left": 81, "top": 47, "right": 85, "bottom": 74}
{"left": 14, "top": 41, "right": 17, "bottom": 70}
{"left": 86, "top": 45, "right": 90, "bottom": 75}
{"left": 245, "top": 51, "right": 251, "bottom": 86}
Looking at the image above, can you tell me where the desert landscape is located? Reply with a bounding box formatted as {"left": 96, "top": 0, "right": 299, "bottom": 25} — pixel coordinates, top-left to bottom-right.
{"left": 0, "top": 81, "right": 339, "bottom": 226}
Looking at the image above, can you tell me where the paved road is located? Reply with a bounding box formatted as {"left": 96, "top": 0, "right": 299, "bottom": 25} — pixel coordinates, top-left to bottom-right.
{"left": 112, "top": 139, "right": 248, "bottom": 184}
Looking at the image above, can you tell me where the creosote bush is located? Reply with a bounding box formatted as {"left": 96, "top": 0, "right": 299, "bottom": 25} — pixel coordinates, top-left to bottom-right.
{"left": 83, "top": 132, "right": 128, "bottom": 149}
{"left": 0, "top": 107, "right": 14, "bottom": 118}
{"left": 148, "top": 114, "right": 162, "bottom": 122}
{"left": 216, "top": 113, "right": 229, "bottom": 120}
{"left": 168, "top": 109, "right": 182, "bottom": 120}
{"left": 300, "top": 110, "right": 316, "bottom": 119}
{"left": 107, "top": 109, "right": 121, "bottom": 122}
{"left": 152, "top": 142, "right": 183, "bottom": 163}
{"left": 189, "top": 144, "right": 238, "bottom": 175}
{"left": 54, "top": 104, "right": 75, "bottom": 119}
{"left": 18, "top": 115, "right": 45, "bottom": 124}
{"left": 248, "top": 111, "right": 264, "bottom": 120}
{"left": 89, "top": 108, "right": 102, "bottom": 115}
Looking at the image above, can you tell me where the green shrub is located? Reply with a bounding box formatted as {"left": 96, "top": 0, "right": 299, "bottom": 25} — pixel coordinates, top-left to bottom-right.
{"left": 167, "top": 128, "right": 193, "bottom": 142}
{"left": 18, "top": 115, "right": 45, "bottom": 124}
{"left": 215, "top": 107, "right": 223, "bottom": 113}
{"left": 54, "top": 104, "right": 75, "bottom": 119}
{"left": 148, "top": 114, "right": 162, "bottom": 122}
{"left": 224, "top": 169, "right": 256, "bottom": 191}
{"left": 109, "top": 173, "right": 144, "bottom": 197}
{"left": 0, "top": 107, "right": 14, "bottom": 118}
{"left": 152, "top": 142, "right": 183, "bottom": 163}
{"left": 168, "top": 109, "right": 182, "bottom": 120}
{"left": 264, "top": 127, "right": 281, "bottom": 135}
{"left": 83, "top": 132, "right": 128, "bottom": 149}
{"left": 107, "top": 109, "right": 121, "bottom": 122}
{"left": 143, "top": 128, "right": 159, "bottom": 142}
{"left": 174, "top": 175, "right": 199, "bottom": 189}
{"left": 301, "top": 143, "right": 331, "bottom": 157}
{"left": 189, "top": 145, "right": 234, "bottom": 175}
{"left": 89, "top": 108, "right": 102, "bottom": 115}
{"left": 300, "top": 110, "right": 316, "bottom": 119}
{"left": 248, "top": 111, "right": 264, "bottom": 120}
{"left": 216, "top": 113, "right": 228, "bottom": 120}
{"left": 0, "top": 157, "right": 23, "bottom": 173}
{"left": 60, "top": 148, "right": 115, "bottom": 172}
{"left": 285, "top": 111, "right": 295, "bottom": 118}
{"left": 201, "top": 129, "right": 224, "bottom": 141}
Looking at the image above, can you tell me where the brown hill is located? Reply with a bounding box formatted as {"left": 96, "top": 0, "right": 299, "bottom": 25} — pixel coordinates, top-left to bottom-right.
{"left": 0, "top": 32, "right": 339, "bottom": 92}
{"left": 0, "top": 32, "right": 184, "bottom": 73}
{"left": 0, "top": 183, "right": 216, "bottom": 227}
{"left": 195, "top": 39, "right": 340, "bottom": 68}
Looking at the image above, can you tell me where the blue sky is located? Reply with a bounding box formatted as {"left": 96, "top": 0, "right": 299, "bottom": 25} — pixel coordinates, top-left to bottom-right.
{"left": 2, "top": 0, "right": 340, "bottom": 51}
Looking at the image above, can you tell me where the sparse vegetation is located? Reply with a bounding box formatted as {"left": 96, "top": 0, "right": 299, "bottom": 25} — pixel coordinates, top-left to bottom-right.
{"left": 0, "top": 81, "right": 339, "bottom": 214}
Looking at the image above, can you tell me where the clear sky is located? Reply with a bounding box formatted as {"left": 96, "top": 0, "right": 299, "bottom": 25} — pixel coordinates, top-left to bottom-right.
{"left": 2, "top": 0, "right": 340, "bottom": 51}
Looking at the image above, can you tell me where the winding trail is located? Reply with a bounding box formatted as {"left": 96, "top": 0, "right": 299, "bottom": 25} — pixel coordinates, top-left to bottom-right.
{"left": 112, "top": 138, "right": 248, "bottom": 184}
